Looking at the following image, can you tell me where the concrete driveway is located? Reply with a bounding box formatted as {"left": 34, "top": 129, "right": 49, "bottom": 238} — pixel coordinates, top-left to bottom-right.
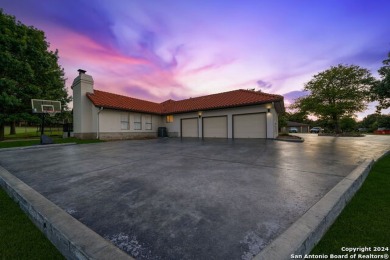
{"left": 0, "top": 135, "right": 389, "bottom": 259}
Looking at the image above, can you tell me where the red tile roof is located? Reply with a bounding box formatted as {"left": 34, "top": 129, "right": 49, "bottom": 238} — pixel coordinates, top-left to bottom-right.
{"left": 162, "top": 89, "right": 283, "bottom": 114}
{"left": 87, "top": 90, "right": 162, "bottom": 114}
{"left": 86, "top": 89, "right": 284, "bottom": 115}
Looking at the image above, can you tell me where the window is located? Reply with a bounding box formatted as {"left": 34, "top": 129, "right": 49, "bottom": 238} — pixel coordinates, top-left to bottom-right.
{"left": 166, "top": 115, "right": 173, "bottom": 123}
{"left": 121, "top": 113, "right": 129, "bottom": 130}
{"left": 145, "top": 115, "right": 152, "bottom": 130}
{"left": 134, "top": 113, "right": 142, "bottom": 130}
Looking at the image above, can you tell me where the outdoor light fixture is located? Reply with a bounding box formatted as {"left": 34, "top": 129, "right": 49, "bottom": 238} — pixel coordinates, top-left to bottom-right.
{"left": 267, "top": 108, "right": 271, "bottom": 113}
{"left": 198, "top": 111, "right": 202, "bottom": 118}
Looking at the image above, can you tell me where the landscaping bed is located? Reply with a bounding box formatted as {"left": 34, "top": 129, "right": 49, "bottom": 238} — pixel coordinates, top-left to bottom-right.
{"left": 276, "top": 134, "right": 304, "bottom": 142}
{"left": 318, "top": 133, "right": 365, "bottom": 137}
{"left": 0, "top": 137, "right": 103, "bottom": 149}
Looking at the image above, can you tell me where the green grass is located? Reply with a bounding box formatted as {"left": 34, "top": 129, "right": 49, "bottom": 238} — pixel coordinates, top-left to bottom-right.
{"left": 311, "top": 154, "right": 390, "bottom": 254}
{"left": 0, "top": 188, "right": 64, "bottom": 259}
{"left": 4, "top": 126, "right": 38, "bottom": 135}
{"left": 0, "top": 137, "right": 103, "bottom": 149}
{"left": 0, "top": 140, "right": 40, "bottom": 148}
{"left": 1, "top": 127, "right": 104, "bottom": 148}
{"left": 4, "top": 126, "right": 62, "bottom": 139}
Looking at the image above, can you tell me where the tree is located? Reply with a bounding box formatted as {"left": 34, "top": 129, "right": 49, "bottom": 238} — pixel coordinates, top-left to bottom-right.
{"left": 278, "top": 111, "right": 287, "bottom": 129}
{"left": 372, "top": 52, "right": 390, "bottom": 111}
{"left": 377, "top": 114, "right": 390, "bottom": 129}
{"left": 292, "top": 64, "right": 374, "bottom": 133}
{"left": 0, "top": 9, "right": 70, "bottom": 140}
{"left": 284, "top": 110, "right": 312, "bottom": 125}
{"left": 339, "top": 116, "right": 357, "bottom": 132}
{"left": 360, "top": 113, "right": 390, "bottom": 132}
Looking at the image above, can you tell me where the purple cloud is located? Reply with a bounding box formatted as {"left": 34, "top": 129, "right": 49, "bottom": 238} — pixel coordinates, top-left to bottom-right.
{"left": 283, "top": 90, "right": 310, "bottom": 104}
{"left": 123, "top": 85, "right": 159, "bottom": 101}
{"left": 2, "top": 0, "right": 390, "bottom": 120}
{"left": 256, "top": 80, "right": 272, "bottom": 90}
{"left": 185, "top": 56, "right": 235, "bottom": 75}
{"left": 32, "top": 0, "right": 115, "bottom": 49}
{"left": 342, "top": 48, "right": 390, "bottom": 68}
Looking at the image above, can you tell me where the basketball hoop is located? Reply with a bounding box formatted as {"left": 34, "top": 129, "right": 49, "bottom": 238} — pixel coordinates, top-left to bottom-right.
{"left": 42, "top": 105, "right": 57, "bottom": 117}
{"left": 31, "top": 99, "right": 62, "bottom": 145}
{"left": 47, "top": 111, "right": 58, "bottom": 117}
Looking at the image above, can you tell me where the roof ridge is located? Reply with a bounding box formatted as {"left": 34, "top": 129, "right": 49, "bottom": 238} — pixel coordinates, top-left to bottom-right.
{"left": 160, "top": 99, "right": 175, "bottom": 104}
{"left": 174, "top": 89, "right": 243, "bottom": 102}
{"left": 238, "top": 89, "right": 284, "bottom": 99}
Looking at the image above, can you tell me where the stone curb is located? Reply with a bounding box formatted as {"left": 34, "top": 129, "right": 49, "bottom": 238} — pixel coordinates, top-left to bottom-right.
{"left": 0, "top": 143, "right": 77, "bottom": 152}
{"left": 0, "top": 166, "right": 133, "bottom": 260}
{"left": 274, "top": 137, "right": 304, "bottom": 143}
{"left": 254, "top": 158, "right": 375, "bottom": 260}
{"left": 318, "top": 133, "right": 365, "bottom": 137}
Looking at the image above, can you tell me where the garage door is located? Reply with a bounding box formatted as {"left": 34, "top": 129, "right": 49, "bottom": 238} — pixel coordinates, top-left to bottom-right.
{"left": 233, "top": 113, "right": 266, "bottom": 138}
{"left": 181, "top": 118, "right": 198, "bottom": 137}
{"left": 203, "top": 116, "right": 228, "bottom": 138}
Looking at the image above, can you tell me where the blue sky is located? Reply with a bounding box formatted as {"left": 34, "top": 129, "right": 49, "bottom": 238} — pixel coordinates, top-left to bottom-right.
{"left": 2, "top": 0, "right": 390, "bottom": 118}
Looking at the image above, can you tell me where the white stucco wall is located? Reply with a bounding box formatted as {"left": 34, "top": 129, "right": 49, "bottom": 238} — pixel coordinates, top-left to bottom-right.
{"left": 272, "top": 109, "right": 279, "bottom": 138}
{"left": 162, "top": 104, "right": 279, "bottom": 138}
{"left": 98, "top": 109, "right": 161, "bottom": 134}
{"left": 266, "top": 105, "right": 279, "bottom": 139}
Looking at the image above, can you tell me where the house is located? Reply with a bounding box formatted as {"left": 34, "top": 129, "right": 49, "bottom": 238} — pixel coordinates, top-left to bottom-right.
{"left": 72, "top": 69, "right": 284, "bottom": 140}
{"left": 281, "top": 121, "right": 310, "bottom": 133}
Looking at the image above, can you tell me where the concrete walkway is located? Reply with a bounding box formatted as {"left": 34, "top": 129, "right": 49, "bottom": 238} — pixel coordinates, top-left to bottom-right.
{"left": 0, "top": 135, "right": 389, "bottom": 259}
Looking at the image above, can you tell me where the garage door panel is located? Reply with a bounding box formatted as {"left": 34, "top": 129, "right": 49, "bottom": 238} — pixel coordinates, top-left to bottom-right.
{"left": 181, "top": 118, "right": 198, "bottom": 137}
{"left": 203, "top": 117, "right": 227, "bottom": 138}
{"left": 233, "top": 113, "right": 266, "bottom": 138}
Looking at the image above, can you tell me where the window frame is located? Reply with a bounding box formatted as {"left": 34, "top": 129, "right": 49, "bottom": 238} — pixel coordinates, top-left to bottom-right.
{"left": 166, "top": 115, "right": 173, "bottom": 123}
{"left": 145, "top": 114, "right": 152, "bottom": 130}
{"left": 134, "top": 113, "right": 142, "bottom": 130}
{"left": 120, "top": 113, "right": 130, "bottom": 130}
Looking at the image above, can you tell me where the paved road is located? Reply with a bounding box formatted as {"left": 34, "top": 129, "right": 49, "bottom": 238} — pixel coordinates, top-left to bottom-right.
{"left": 0, "top": 135, "right": 389, "bottom": 259}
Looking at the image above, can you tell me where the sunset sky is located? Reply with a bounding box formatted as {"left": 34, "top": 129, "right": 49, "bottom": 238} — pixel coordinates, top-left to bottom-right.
{"left": 2, "top": 0, "right": 390, "bottom": 118}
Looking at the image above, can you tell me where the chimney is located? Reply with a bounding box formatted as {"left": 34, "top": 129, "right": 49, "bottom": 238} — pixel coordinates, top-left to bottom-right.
{"left": 72, "top": 69, "right": 95, "bottom": 137}
{"left": 78, "top": 69, "right": 87, "bottom": 75}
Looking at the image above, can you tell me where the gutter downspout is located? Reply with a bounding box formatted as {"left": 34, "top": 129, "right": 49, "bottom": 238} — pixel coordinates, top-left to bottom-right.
{"left": 97, "top": 107, "right": 103, "bottom": 139}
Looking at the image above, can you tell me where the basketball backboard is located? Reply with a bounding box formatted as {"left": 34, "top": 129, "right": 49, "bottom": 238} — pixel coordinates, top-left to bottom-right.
{"left": 31, "top": 99, "right": 62, "bottom": 115}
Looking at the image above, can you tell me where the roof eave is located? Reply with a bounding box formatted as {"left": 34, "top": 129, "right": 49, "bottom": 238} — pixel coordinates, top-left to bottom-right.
{"left": 92, "top": 104, "right": 162, "bottom": 115}
{"left": 162, "top": 99, "right": 284, "bottom": 115}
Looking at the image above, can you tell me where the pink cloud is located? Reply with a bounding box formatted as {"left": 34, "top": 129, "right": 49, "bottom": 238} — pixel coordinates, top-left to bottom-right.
{"left": 43, "top": 25, "right": 189, "bottom": 102}
{"left": 183, "top": 57, "right": 236, "bottom": 76}
{"left": 49, "top": 27, "right": 148, "bottom": 67}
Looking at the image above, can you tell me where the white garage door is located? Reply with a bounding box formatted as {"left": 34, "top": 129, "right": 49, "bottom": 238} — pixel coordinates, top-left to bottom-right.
{"left": 203, "top": 116, "right": 228, "bottom": 138}
{"left": 181, "top": 118, "right": 198, "bottom": 137}
{"left": 233, "top": 113, "right": 266, "bottom": 138}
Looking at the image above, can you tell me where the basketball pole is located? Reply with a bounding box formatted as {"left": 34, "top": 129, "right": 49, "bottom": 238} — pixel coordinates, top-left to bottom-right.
{"left": 40, "top": 113, "right": 45, "bottom": 145}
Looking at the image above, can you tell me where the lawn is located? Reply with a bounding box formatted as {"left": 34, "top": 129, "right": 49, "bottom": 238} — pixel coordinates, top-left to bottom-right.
{"left": 4, "top": 126, "right": 62, "bottom": 139}
{"left": 0, "top": 188, "right": 64, "bottom": 259}
{"left": 1, "top": 126, "right": 103, "bottom": 149}
{"left": 0, "top": 137, "right": 103, "bottom": 149}
{"left": 311, "top": 153, "right": 390, "bottom": 255}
